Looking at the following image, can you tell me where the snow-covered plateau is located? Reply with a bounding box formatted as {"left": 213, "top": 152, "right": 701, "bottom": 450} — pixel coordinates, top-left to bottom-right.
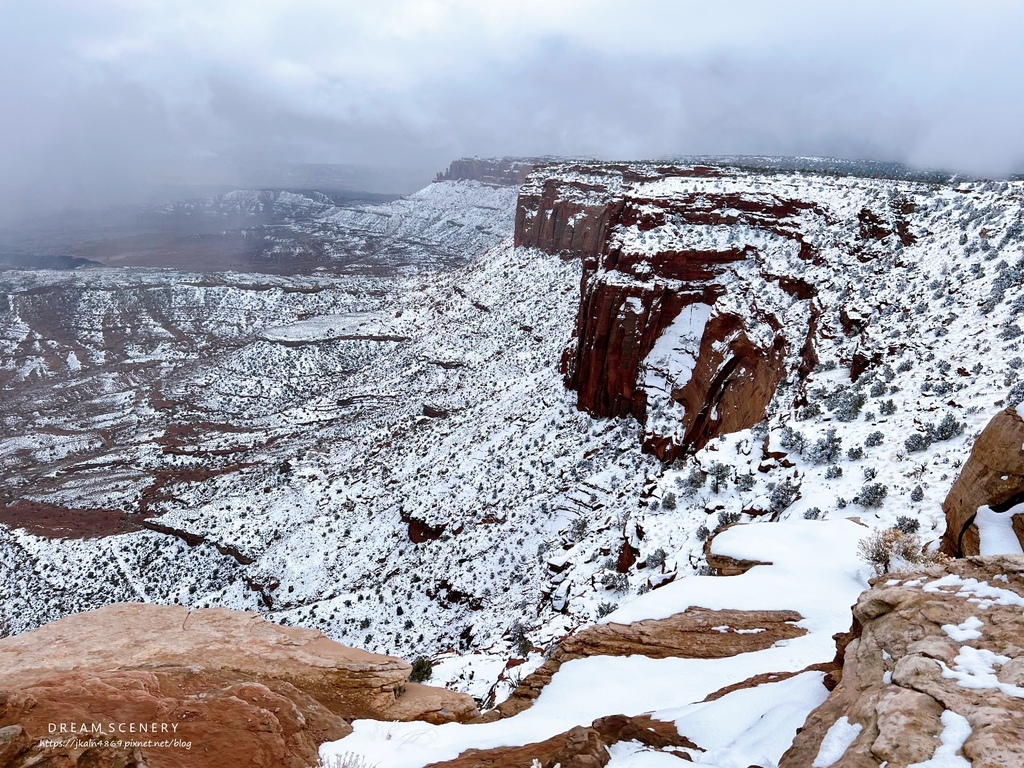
{"left": 3, "top": 158, "right": 1024, "bottom": 766}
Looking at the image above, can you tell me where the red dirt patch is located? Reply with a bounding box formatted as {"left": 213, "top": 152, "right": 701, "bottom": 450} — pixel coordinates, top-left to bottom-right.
{"left": 0, "top": 500, "right": 142, "bottom": 539}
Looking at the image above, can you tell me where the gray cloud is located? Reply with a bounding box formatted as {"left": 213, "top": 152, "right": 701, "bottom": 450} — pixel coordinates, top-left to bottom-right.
{"left": 1, "top": 0, "right": 1022, "bottom": 218}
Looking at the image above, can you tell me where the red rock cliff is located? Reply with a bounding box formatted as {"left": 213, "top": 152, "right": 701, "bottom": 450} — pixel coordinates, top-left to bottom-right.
{"left": 516, "top": 163, "right": 844, "bottom": 460}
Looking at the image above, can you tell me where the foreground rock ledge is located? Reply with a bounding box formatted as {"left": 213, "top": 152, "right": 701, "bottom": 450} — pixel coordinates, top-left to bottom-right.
{"left": 0, "top": 603, "right": 477, "bottom": 768}
{"left": 476, "top": 606, "right": 806, "bottom": 722}
{"left": 780, "top": 555, "right": 1024, "bottom": 767}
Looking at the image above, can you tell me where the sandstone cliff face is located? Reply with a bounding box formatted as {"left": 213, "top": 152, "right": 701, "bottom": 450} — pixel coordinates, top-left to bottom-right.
{"left": 436, "top": 158, "right": 537, "bottom": 186}
{"left": 0, "top": 603, "right": 477, "bottom": 768}
{"left": 942, "top": 406, "right": 1024, "bottom": 557}
{"left": 514, "top": 163, "right": 906, "bottom": 460}
{"left": 780, "top": 556, "right": 1024, "bottom": 768}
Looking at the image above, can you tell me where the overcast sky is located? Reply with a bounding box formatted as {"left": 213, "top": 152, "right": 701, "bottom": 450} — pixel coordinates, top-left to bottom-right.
{"left": 1, "top": 0, "right": 1022, "bottom": 211}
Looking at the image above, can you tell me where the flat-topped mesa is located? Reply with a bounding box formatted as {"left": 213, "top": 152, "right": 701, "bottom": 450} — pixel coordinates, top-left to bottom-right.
{"left": 435, "top": 157, "right": 539, "bottom": 186}
{"left": 516, "top": 161, "right": 914, "bottom": 460}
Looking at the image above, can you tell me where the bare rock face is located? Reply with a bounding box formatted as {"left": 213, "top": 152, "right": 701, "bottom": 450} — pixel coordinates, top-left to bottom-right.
{"left": 0, "top": 603, "right": 477, "bottom": 768}
{"left": 780, "top": 556, "right": 1024, "bottom": 768}
{"left": 425, "top": 714, "right": 697, "bottom": 768}
{"left": 476, "top": 606, "right": 804, "bottom": 722}
{"left": 942, "top": 407, "right": 1024, "bottom": 556}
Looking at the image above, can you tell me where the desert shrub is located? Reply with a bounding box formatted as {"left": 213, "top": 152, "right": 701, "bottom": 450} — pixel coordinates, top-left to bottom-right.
{"left": 569, "top": 516, "right": 589, "bottom": 541}
{"left": 904, "top": 432, "right": 932, "bottom": 453}
{"left": 837, "top": 497, "right": 848, "bottom": 509}
{"left": 410, "top": 656, "right": 433, "bottom": 683}
{"left": 735, "top": 472, "right": 756, "bottom": 492}
{"left": 825, "top": 465, "right": 843, "bottom": 479}
{"left": 661, "top": 491, "right": 677, "bottom": 510}
{"left": 647, "top": 548, "right": 667, "bottom": 569}
{"left": 865, "top": 431, "right": 885, "bottom": 447}
{"left": 894, "top": 516, "right": 921, "bottom": 534}
{"left": 855, "top": 482, "right": 888, "bottom": 508}
{"left": 896, "top": 359, "right": 914, "bottom": 373}
{"left": 847, "top": 445, "right": 865, "bottom": 460}
{"left": 508, "top": 622, "right": 532, "bottom": 656}
{"left": 829, "top": 389, "right": 866, "bottom": 422}
{"left": 803, "top": 507, "right": 824, "bottom": 520}
{"left": 879, "top": 399, "right": 897, "bottom": 415}
{"left": 695, "top": 525, "right": 710, "bottom": 541}
{"left": 601, "top": 572, "right": 629, "bottom": 592}
{"left": 717, "top": 510, "right": 741, "bottom": 529}
{"left": 596, "top": 601, "right": 618, "bottom": 618}
{"left": 799, "top": 402, "right": 823, "bottom": 420}
{"left": 769, "top": 478, "right": 800, "bottom": 514}
{"left": 684, "top": 467, "right": 707, "bottom": 493}
{"left": 319, "top": 753, "right": 379, "bottom": 768}
{"left": 780, "top": 426, "right": 807, "bottom": 454}
{"left": 929, "top": 414, "right": 965, "bottom": 441}
{"left": 809, "top": 428, "right": 842, "bottom": 465}
{"left": 869, "top": 381, "right": 886, "bottom": 398}
{"left": 910, "top": 484, "right": 924, "bottom": 502}
{"left": 863, "top": 467, "right": 877, "bottom": 480}
{"left": 999, "top": 324, "right": 1023, "bottom": 341}
{"left": 857, "top": 528, "right": 937, "bottom": 575}
{"left": 708, "top": 461, "right": 731, "bottom": 493}
{"left": 1008, "top": 381, "right": 1024, "bottom": 408}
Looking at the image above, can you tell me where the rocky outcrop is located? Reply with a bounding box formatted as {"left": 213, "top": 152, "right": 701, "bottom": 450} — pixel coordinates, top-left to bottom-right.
{"left": 941, "top": 406, "right": 1024, "bottom": 556}
{"left": 476, "top": 606, "right": 805, "bottom": 722}
{"left": 515, "top": 163, "right": 901, "bottom": 460}
{"left": 0, "top": 603, "right": 477, "bottom": 768}
{"left": 436, "top": 158, "right": 537, "bottom": 186}
{"left": 780, "top": 556, "right": 1024, "bottom": 767}
{"left": 425, "top": 714, "right": 697, "bottom": 768}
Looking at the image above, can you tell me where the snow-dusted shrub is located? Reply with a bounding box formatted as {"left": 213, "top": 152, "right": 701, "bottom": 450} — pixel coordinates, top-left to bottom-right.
{"left": 809, "top": 428, "right": 842, "bottom": 465}
{"left": 847, "top": 445, "right": 865, "bottom": 460}
{"left": 857, "top": 529, "right": 932, "bottom": 575}
{"left": 568, "top": 516, "right": 589, "bottom": 541}
{"left": 1008, "top": 381, "right": 1024, "bottom": 408}
{"left": 910, "top": 485, "right": 924, "bottom": 502}
{"left": 904, "top": 432, "right": 932, "bottom": 453}
{"left": 803, "top": 507, "right": 824, "bottom": 520}
{"left": 508, "top": 622, "right": 532, "bottom": 656}
{"left": 798, "top": 402, "right": 823, "bottom": 421}
{"left": 596, "top": 601, "right": 618, "bottom": 618}
{"left": 661, "top": 491, "right": 677, "bottom": 510}
{"left": 855, "top": 482, "right": 888, "bottom": 508}
{"left": 735, "top": 472, "right": 756, "bottom": 492}
{"left": 894, "top": 516, "right": 921, "bottom": 534}
{"left": 410, "top": 656, "right": 433, "bottom": 682}
{"left": 863, "top": 467, "right": 877, "bottom": 480}
{"left": 708, "top": 461, "right": 731, "bottom": 493}
{"left": 999, "top": 324, "right": 1023, "bottom": 341}
{"left": 695, "top": 525, "right": 710, "bottom": 541}
{"left": 601, "top": 572, "right": 628, "bottom": 592}
{"left": 717, "top": 510, "right": 741, "bottom": 529}
{"left": 825, "top": 465, "right": 843, "bottom": 479}
{"left": 647, "top": 548, "right": 667, "bottom": 569}
{"left": 896, "top": 359, "right": 914, "bottom": 373}
{"left": 929, "top": 414, "right": 965, "bottom": 441}
{"left": 865, "top": 430, "right": 885, "bottom": 447}
{"left": 769, "top": 478, "right": 800, "bottom": 514}
{"left": 869, "top": 381, "right": 886, "bottom": 398}
{"left": 931, "top": 380, "right": 952, "bottom": 395}
{"left": 779, "top": 426, "right": 806, "bottom": 454}
{"left": 683, "top": 467, "right": 707, "bottom": 494}
{"left": 836, "top": 497, "right": 848, "bottom": 509}
{"left": 319, "top": 752, "right": 379, "bottom": 768}
{"left": 1008, "top": 356, "right": 1023, "bottom": 370}
{"left": 879, "top": 399, "right": 897, "bottom": 415}
{"left": 828, "top": 389, "right": 866, "bottom": 422}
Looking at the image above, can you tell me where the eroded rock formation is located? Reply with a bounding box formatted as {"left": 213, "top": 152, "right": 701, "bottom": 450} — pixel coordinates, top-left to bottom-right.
{"left": 941, "top": 406, "right": 1024, "bottom": 556}
{"left": 781, "top": 556, "right": 1024, "bottom": 767}
{"left": 476, "top": 606, "right": 804, "bottom": 722}
{"left": 0, "top": 603, "right": 477, "bottom": 768}
{"left": 515, "top": 163, "right": 909, "bottom": 460}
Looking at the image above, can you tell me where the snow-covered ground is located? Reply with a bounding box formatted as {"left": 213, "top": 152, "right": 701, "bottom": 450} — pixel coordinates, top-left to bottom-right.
{"left": 3, "top": 163, "right": 1024, "bottom": 762}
